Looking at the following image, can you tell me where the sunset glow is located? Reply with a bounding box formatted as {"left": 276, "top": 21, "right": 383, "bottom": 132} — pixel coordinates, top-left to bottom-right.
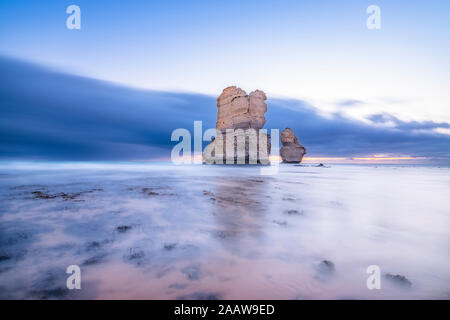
{"left": 302, "top": 156, "right": 429, "bottom": 163}
{"left": 352, "top": 157, "right": 427, "bottom": 161}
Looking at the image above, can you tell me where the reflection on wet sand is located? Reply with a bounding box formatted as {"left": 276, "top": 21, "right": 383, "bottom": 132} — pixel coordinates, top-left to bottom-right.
{"left": 208, "top": 175, "right": 270, "bottom": 244}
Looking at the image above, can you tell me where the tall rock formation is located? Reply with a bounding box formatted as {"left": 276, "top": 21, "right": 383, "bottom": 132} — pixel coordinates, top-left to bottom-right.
{"left": 280, "top": 128, "right": 306, "bottom": 163}
{"left": 203, "top": 86, "right": 271, "bottom": 164}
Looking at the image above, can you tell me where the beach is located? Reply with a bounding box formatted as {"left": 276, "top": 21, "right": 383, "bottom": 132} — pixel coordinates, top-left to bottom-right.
{"left": 0, "top": 162, "right": 449, "bottom": 299}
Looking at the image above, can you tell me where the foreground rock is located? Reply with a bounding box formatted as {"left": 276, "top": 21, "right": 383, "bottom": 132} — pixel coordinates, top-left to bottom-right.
{"left": 318, "top": 260, "right": 335, "bottom": 274}
{"left": 280, "top": 128, "right": 306, "bottom": 163}
{"left": 203, "top": 86, "right": 271, "bottom": 164}
{"left": 385, "top": 273, "right": 412, "bottom": 288}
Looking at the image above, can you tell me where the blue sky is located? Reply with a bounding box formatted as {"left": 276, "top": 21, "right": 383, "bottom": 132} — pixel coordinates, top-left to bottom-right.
{"left": 1, "top": 0, "right": 449, "bottom": 121}
{"left": 0, "top": 1, "right": 449, "bottom": 161}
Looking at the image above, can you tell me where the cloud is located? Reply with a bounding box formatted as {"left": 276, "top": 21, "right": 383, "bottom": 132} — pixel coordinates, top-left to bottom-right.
{"left": 266, "top": 100, "right": 450, "bottom": 160}
{"left": 367, "top": 113, "right": 450, "bottom": 131}
{"left": 1, "top": 56, "right": 449, "bottom": 162}
{"left": 0, "top": 56, "right": 217, "bottom": 160}
{"left": 335, "top": 99, "right": 365, "bottom": 107}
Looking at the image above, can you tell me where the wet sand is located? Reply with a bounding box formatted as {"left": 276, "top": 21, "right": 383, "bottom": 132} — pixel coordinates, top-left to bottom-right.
{"left": 0, "top": 162, "right": 449, "bottom": 299}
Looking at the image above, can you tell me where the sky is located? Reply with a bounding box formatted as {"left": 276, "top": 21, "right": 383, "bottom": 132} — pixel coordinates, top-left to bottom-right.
{"left": 1, "top": 56, "right": 449, "bottom": 163}
{"left": 0, "top": 0, "right": 449, "bottom": 162}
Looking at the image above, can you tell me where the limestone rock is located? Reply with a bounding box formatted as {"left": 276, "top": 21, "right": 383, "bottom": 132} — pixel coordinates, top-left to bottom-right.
{"left": 280, "top": 128, "right": 306, "bottom": 163}
{"left": 204, "top": 86, "right": 270, "bottom": 164}
{"left": 216, "top": 86, "right": 267, "bottom": 132}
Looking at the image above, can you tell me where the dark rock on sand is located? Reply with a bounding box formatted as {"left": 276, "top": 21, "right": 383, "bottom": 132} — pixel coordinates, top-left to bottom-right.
{"left": 169, "top": 283, "right": 189, "bottom": 290}
{"left": 116, "top": 225, "right": 132, "bottom": 233}
{"left": 2, "top": 231, "right": 29, "bottom": 245}
{"left": 0, "top": 255, "right": 11, "bottom": 263}
{"left": 125, "top": 248, "right": 145, "bottom": 261}
{"left": 214, "top": 230, "right": 239, "bottom": 239}
{"left": 318, "top": 260, "right": 335, "bottom": 274}
{"left": 164, "top": 243, "right": 177, "bottom": 250}
{"left": 385, "top": 273, "right": 412, "bottom": 288}
{"left": 32, "top": 190, "right": 70, "bottom": 200}
{"left": 272, "top": 220, "right": 288, "bottom": 226}
{"left": 178, "top": 291, "right": 221, "bottom": 300}
{"left": 83, "top": 253, "right": 107, "bottom": 266}
{"left": 202, "top": 190, "right": 214, "bottom": 196}
{"left": 85, "top": 241, "right": 101, "bottom": 251}
{"left": 181, "top": 265, "right": 201, "bottom": 280}
{"left": 31, "top": 188, "right": 103, "bottom": 201}
{"left": 141, "top": 188, "right": 159, "bottom": 196}
{"left": 30, "top": 287, "right": 68, "bottom": 299}
{"left": 29, "top": 269, "right": 69, "bottom": 299}
{"left": 285, "top": 209, "right": 304, "bottom": 215}
{"left": 316, "top": 163, "right": 330, "bottom": 168}
{"left": 123, "top": 248, "right": 146, "bottom": 267}
{"left": 248, "top": 179, "right": 264, "bottom": 183}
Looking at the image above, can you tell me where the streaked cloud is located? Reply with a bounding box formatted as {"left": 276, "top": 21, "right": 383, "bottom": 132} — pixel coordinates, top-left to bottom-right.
{"left": 1, "top": 57, "right": 449, "bottom": 163}
{"left": 336, "top": 99, "right": 365, "bottom": 107}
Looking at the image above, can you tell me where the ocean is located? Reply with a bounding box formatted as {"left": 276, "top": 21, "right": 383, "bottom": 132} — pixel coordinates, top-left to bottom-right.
{"left": 0, "top": 162, "right": 449, "bottom": 299}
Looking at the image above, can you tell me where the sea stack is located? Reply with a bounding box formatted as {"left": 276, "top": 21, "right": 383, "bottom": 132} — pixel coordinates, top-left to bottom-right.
{"left": 203, "top": 86, "right": 271, "bottom": 164}
{"left": 280, "top": 128, "right": 306, "bottom": 163}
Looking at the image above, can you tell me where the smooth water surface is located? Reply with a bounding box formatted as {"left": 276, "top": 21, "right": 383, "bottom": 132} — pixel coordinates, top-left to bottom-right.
{"left": 0, "top": 162, "right": 449, "bottom": 299}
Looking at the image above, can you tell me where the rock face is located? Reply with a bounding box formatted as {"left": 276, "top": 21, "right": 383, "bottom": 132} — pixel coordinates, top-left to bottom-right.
{"left": 203, "top": 86, "right": 271, "bottom": 164}
{"left": 280, "top": 128, "right": 306, "bottom": 163}
{"left": 216, "top": 86, "right": 267, "bottom": 131}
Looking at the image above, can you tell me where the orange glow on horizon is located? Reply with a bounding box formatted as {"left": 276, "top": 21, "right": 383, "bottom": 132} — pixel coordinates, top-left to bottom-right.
{"left": 352, "top": 157, "right": 426, "bottom": 161}
{"left": 303, "top": 157, "right": 347, "bottom": 161}
{"left": 303, "top": 156, "right": 428, "bottom": 162}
